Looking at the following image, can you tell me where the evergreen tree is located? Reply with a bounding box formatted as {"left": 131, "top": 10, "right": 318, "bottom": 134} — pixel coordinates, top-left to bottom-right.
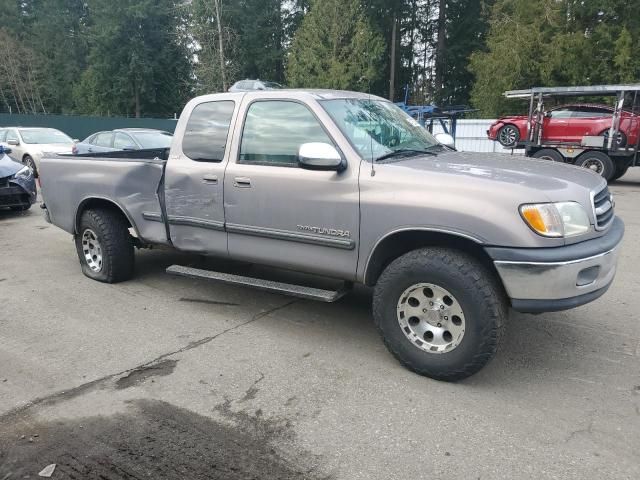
{"left": 286, "top": 0, "right": 385, "bottom": 91}
{"left": 469, "top": 0, "right": 640, "bottom": 117}
{"left": 74, "top": 0, "right": 193, "bottom": 117}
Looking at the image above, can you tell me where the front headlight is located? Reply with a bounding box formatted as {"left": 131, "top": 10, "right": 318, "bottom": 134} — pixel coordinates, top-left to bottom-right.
{"left": 14, "top": 165, "right": 33, "bottom": 179}
{"left": 520, "top": 202, "right": 590, "bottom": 238}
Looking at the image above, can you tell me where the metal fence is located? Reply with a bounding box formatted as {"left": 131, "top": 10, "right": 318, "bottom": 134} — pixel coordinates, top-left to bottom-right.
{"left": 0, "top": 113, "right": 178, "bottom": 140}
{"left": 432, "top": 119, "right": 525, "bottom": 154}
{"left": 0, "top": 114, "right": 520, "bottom": 155}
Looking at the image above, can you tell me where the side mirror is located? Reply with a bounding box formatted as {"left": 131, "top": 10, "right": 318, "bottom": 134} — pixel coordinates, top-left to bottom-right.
{"left": 434, "top": 133, "right": 455, "bottom": 149}
{"left": 298, "top": 142, "right": 344, "bottom": 171}
{"left": 7, "top": 139, "right": 19, "bottom": 146}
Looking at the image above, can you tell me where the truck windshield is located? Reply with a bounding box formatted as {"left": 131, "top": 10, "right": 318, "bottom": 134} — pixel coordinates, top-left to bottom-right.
{"left": 321, "top": 99, "right": 440, "bottom": 161}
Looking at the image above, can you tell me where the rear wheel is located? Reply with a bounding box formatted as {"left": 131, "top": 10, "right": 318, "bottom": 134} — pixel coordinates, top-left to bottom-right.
{"left": 497, "top": 124, "right": 520, "bottom": 147}
{"left": 532, "top": 148, "right": 564, "bottom": 162}
{"left": 23, "top": 155, "right": 38, "bottom": 178}
{"left": 372, "top": 247, "right": 507, "bottom": 382}
{"left": 74, "top": 208, "right": 134, "bottom": 283}
{"left": 601, "top": 129, "right": 627, "bottom": 148}
{"left": 574, "top": 151, "right": 615, "bottom": 181}
{"left": 610, "top": 162, "right": 629, "bottom": 182}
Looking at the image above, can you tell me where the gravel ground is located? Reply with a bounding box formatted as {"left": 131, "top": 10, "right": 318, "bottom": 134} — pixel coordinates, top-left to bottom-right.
{"left": 1, "top": 170, "right": 639, "bottom": 479}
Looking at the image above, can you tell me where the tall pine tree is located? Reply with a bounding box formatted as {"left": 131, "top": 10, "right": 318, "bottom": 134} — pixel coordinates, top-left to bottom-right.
{"left": 286, "top": 0, "right": 385, "bottom": 91}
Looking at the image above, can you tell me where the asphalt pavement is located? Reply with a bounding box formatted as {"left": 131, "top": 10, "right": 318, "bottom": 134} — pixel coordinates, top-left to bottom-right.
{"left": 1, "top": 170, "right": 639, "bottom": 479}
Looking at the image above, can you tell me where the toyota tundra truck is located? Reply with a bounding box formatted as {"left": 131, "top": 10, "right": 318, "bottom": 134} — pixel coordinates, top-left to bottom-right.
{"left": 39, "top": 90, "right": 624, "bottom": 381}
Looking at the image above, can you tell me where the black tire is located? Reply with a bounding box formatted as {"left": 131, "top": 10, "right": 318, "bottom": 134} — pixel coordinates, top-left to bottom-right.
{"left": 74, "top": 208, "right": 134, "bottom": 283}
{"left": 610, "top": 161, "right": 629, "bottom": 182}
{"left": 574, "top": 151, "right": 615, "bottom": 181}
{"left": 532, "top": 148, "right": 564, "bottom": 162}
{"left": 10, "top": 204, "right": 31, "bottom": 211}
{"left": 23, "top": 155, "right": 38, "bottom": 178}
{"left": 601, "top": 129, "right": 627, "bottom": 148}
{"left": 496, "top": 124, "right": 520, "bottom": 147}
{"left": 372, "top": 247, "right": 508, "bottom": 382}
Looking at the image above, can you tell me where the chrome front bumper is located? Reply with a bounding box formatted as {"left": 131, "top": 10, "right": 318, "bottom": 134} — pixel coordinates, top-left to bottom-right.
{"left": 494, "top": 247, "right": 618, "bottom": 301}
{"left": 487, "top": 218, "right": 624, "bottom": 313}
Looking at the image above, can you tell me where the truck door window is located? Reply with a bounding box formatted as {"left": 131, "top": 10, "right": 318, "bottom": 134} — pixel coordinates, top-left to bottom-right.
{"left": 182, "top": 100, "right": 235, "bottom": 162}
{"left": 239, "top": 100, "right": 332, "bottom": 166}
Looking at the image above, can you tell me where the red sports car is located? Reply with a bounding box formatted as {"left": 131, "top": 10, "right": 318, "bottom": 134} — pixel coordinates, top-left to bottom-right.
{"left": 487, "top": 104, "right": 640, "bottom": 148}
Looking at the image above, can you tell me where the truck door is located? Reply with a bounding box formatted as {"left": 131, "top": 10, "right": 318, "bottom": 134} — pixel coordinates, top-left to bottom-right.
{"left": 163, "top": 97, "right": 239, "bottom": 254}
{"left": 223, "top": 97, "right": 360, "bottom": 280}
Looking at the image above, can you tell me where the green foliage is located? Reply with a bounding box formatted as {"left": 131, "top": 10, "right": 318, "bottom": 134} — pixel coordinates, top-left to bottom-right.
{"left": 470, "top": 0, "right": 640, "bottom": 117}
{"left": 74, "top": 0, "right": 192, "bottom": 117}
{"left": 286, "top": 0, "right": 385, "bottom": 91}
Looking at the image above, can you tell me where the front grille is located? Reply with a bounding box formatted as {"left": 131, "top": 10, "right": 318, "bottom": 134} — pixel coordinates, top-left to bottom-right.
{"left": 592, "top": 185, "right": 614, "bottom": 230}
{"left": 0, "top": 192, "right": 29, "bottom": 207}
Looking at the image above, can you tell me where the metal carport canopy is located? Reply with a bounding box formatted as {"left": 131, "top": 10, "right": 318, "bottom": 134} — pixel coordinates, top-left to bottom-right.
{"left": 504, "top": 84, "right": 640, "bottom": 98}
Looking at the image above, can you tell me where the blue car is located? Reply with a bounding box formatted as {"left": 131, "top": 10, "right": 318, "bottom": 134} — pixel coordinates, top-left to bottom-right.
{"left": 0, "top": 145, "right": 36, "bottom": 211}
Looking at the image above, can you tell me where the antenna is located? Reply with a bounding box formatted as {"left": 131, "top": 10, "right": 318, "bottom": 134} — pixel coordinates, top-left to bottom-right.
{"left": 368, "top": 77, "right": 376, "bottom": 177}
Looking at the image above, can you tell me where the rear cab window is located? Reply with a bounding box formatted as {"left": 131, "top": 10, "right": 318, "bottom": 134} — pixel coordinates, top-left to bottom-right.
{"left": 182, "top": 101, "right": 235, "bottom": 162}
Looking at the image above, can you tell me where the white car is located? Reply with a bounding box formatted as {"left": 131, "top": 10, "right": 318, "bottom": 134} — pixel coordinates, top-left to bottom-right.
{"left": 0, "top": 127, "right": 75, "bottom": 177}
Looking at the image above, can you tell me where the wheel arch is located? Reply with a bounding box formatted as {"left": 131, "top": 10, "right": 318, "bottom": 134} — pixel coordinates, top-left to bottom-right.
{"left": 363, "top": 229, "right": 502, "bottom": 288}
{"left": 74, "top": 197, "right": 137, "bottom": 236}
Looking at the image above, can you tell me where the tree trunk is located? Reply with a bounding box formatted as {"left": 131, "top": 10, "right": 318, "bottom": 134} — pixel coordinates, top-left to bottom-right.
{"left": 434, "top": 0, "right": 447, "bottom": 104}
{"left": 213, "top": 0, "right": 227, "bottom": 91}
{"left": 389, "top": 14, "right": 397, "bottom": 101}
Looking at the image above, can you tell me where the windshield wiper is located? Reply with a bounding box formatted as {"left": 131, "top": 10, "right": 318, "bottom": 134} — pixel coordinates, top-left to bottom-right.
{"left": 374, "top": 148, "right": 437, "bottom": 162}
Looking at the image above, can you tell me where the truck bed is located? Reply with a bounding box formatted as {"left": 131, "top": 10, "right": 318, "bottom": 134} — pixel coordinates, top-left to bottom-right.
{"left": 39, "top": 151, "right": 170, "bottom": 246}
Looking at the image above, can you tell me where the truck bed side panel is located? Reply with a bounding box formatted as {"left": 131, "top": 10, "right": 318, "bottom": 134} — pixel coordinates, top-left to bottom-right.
{"left": 39, "top": 156, "right": 168, "bottom": 245}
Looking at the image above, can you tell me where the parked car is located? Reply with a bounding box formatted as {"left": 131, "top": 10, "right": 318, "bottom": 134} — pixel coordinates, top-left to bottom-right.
{"left": 488, "top": 104, "right": 640, "bottom": 148}
{"left": 0, "top": 145, "right": 36, "bottom": 211}
{"left": 0, "top": 127, "right": 75, "bottom": 177}
{"left": 73, "top": 128, "right": 174, "bottom": 155}
{"left": 40, "top": 90, "right": 623, "bottom": 382}
{"left": 228, "top": 79, "right": 284, "bottom": 92}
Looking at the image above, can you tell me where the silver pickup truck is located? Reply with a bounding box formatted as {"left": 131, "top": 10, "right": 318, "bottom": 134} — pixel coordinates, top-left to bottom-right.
{"left": 40, "top": 90, "right": 624, "bottom": 381}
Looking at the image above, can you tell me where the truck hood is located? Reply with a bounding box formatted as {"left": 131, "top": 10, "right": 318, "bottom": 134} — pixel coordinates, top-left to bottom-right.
{"left": 394, "top": 150, "right": 606, "bottom": 200}
{"left": 0, "top": 152, "right": 24, "bottom": 178}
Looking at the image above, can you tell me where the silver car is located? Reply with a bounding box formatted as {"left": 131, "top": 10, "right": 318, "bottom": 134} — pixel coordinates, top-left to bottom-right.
{"left": 73, "top": 128, "right": 174, "bottom": 155}
{"left": 228, "top": 79, "right": 284, "bottom": 92}
{"left": 0, "top": 127, "right": 75, "bottom": 177}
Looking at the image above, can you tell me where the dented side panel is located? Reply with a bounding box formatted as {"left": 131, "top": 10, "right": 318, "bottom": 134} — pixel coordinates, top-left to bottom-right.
{"left": 39, "top": 156, "right": 169, "bottom": 245}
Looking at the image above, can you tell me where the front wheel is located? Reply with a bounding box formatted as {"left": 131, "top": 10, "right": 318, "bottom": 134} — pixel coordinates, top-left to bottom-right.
{"left": 74, "top": 208, "right": 135, "bottom": 283}
{"left": 373, "top": 248, "right": 508, "bottom": 382}
{"left": 497, "top": 124, "right": 520, "bottom": 147}
{"left": 23, "top": 155, "right": 38, "bottom": 178}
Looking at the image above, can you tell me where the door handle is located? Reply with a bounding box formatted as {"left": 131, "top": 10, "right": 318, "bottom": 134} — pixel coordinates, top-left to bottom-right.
{"left": 202, "top": 174, "right": 218, "bottom": 184}
{"left": 233, "top": 177, "right": 251, "bottom": 188}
